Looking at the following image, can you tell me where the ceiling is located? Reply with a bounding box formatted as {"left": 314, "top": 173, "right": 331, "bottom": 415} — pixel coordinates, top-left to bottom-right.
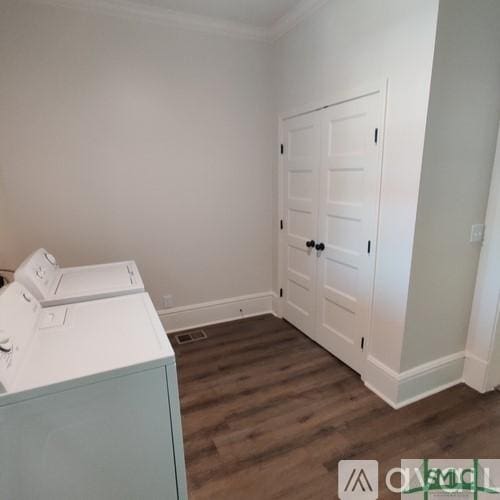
{"left": 126, "top": 0, "right": 305, "bottom": 28}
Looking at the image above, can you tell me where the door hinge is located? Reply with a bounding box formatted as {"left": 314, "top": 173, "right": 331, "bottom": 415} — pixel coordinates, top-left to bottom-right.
{"left": 367, "top": 240, "right": 371, "bottom": 254}
{"left": 280, "top": 219, "right": 284, "bottom": 231}
{"left": 280, "top": 144, "right": 284, "bottom": 155}
{"left": 374, "top": 128, "right": 379, "bottom": 144}
{"left": 361, "top": 337, "right": 365, "bottom": 350}
{"left": 280, "top": 288, "right": 283, "bottom": 298}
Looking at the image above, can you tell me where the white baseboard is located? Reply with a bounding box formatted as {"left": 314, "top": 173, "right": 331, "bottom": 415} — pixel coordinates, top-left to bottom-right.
{"left": 157, "top": 292, "right": 274, "bottom": 334}
{"left": 463, "top": 351, "right": 490, "bottom": 393}
{"left": 159, "top": 293, "right": 469, "bottom": 408}
{"left": 364, "top": 355, "right": 400, "bottom": 406}
{"left": 364, "top": 351, "right": 465, "bottom": 409}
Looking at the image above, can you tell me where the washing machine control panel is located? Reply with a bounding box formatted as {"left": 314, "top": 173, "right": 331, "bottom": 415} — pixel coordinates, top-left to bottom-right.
{"left": 14, "top": 248, "right": 59, "bottom": 301}
{"left": 0, "top": 283, "right": 40, "bottom": 394}
{"left": 0, "top": 334, "right": 14, "bottom": 392}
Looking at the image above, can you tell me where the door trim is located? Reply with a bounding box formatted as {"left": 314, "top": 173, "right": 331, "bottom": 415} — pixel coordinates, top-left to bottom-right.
{"left": 278, "top": 78, "right": 389, "bottom": 122}
{"left": 277, "top": 79, "right": 388, "bottom": 377}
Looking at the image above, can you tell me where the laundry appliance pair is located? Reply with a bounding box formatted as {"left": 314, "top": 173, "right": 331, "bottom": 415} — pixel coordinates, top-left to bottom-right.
{"left": 0, "top": 249, "right": 186, "bottom": 500}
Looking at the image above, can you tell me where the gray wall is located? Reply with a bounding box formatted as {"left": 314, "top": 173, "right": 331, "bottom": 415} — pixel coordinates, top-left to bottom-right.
{"left": 403, "top": 0, "right": 500, "bottom": 370}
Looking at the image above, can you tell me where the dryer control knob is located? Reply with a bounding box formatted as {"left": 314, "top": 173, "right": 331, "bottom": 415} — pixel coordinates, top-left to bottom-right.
{"left": 44, "top": 252, "right": 57, "bottom": 266}
{"left": 0, "top": 335, "right": 12, "bottom": 353}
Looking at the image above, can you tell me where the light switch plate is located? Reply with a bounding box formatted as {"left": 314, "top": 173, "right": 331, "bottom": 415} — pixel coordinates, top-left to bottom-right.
{"left": 163, "top": 294, "right": 174, "bottom": 308}
{"left": 470, "top": 224, "right": 485, "bottom": 243}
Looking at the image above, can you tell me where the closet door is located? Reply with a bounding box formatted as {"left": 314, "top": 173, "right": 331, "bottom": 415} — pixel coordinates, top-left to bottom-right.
{"left": 314, "top": 93, "right": 383, "bottom": 374}
{"left": 282, "top": 112, "right": 321, "bottom": 338}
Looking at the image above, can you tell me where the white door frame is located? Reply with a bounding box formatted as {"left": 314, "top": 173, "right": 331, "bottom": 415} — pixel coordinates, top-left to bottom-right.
{"left": 277, "top": 79, "right": 388, "bottom": 377}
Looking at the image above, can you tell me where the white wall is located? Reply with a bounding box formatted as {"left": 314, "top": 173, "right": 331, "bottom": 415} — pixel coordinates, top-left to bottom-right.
{"left": 0, "top": 173, "right": 18, "bottom": 267}
{"left": 0, "top": 0, "right": 274, "bottom": 308}
{"left": 272, "top": 0, "right": 440, "bottom": 371}
{"left": 403, "top": 0, "right": 500, "bottom": 370}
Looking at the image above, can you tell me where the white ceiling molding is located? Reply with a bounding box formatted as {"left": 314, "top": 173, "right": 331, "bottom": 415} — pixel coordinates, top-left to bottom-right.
{"left": 269, "top": 0, "right": 330, "bottom": 41}
{"left": 31, "top": 0, "right": 269, "bottom": 40}
{"left": 29, "top": 0, "right": 328, "bottom": 42}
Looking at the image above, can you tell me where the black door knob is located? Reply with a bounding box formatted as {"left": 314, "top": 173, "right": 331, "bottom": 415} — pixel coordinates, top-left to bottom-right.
{"left": 305, "top": 240, "right": 316, "bottom": 248}
{"left": 315, "top": 242, "right": 325, "bottom": 251}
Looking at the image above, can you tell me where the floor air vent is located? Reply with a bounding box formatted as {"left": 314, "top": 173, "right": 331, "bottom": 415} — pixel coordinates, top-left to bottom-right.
{"left": 175, "top": 330, "right": 208, "bottom": 345}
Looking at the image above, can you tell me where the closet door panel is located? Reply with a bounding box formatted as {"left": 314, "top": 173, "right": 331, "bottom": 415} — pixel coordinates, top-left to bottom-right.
{"left": 282, "top": 112, "right": 321, "bottom": 338}
{"left": 315, "top": 92, "right": 383, "bottom": 374}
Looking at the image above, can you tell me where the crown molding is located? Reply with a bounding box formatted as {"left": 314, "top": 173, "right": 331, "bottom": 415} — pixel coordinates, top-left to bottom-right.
{"left": 269, "top": 0, "right": 330, "bottom": 41}
{"left": 28, "top": 0, "right": 329, "bottom": 43}
{"left": 31, "top": 0, "right": 269, "bottom": 41}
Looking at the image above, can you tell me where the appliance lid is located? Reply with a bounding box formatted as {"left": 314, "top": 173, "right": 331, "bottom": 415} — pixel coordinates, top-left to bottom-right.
{"left": 52, "top": 261, "right": 144, "bottom": 298}
{"left": 7, "top": 292, "right": 174, "bottom": 399}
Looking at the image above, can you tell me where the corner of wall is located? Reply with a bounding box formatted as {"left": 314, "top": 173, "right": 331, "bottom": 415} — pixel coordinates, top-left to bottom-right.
{"left": 463, "top": 352, "right": 490, "bottom": 393}
{"left": 364, "top": 351, "right": 465, "bottom": 409}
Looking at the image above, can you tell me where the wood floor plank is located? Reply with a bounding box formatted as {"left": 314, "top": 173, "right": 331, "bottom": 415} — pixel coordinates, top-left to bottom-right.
{"left": 169, "top": 315, "right": 500, "bottom": 499}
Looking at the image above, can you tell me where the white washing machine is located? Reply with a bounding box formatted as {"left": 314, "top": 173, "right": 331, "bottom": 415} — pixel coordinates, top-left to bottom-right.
{"left": 15, "top": 248, "right": 145, "bottom": 307}
{"left": 0, "top": 282, "right": 187, "bottom": 500}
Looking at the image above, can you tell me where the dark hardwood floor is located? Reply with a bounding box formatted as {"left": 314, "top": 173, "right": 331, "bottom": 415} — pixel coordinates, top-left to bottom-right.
{"left": 169, "top": 314, "right": 500, "bottom": 499}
